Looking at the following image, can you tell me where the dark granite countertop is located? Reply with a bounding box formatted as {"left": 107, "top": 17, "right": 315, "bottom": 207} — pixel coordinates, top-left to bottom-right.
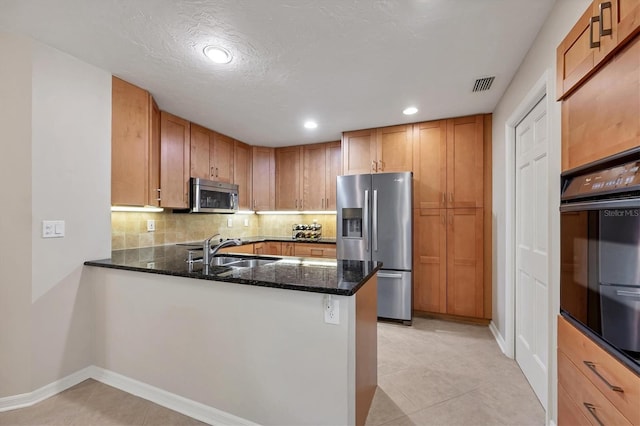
{"left": 84, "top": 244, "right": 379, "bottom": 296}
{"left": 176, "top": 236, "right": 336, "bottom": 248}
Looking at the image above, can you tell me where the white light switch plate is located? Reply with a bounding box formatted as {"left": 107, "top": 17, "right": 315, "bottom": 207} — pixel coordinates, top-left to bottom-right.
{"left": 42, "top": 220, "right": 65, "bottom": 238}
{"left": 324, "top": 296, "right": 339, "bottom": 325}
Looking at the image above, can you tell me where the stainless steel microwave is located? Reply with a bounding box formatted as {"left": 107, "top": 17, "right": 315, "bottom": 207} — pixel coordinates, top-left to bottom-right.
{"left": 190, "top": 178, "right": 238, "bottom": 213}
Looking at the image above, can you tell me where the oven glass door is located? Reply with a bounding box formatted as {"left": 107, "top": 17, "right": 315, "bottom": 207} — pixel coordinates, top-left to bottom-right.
{"left": 561, "top": 205, "right": 640, "bottom": 363}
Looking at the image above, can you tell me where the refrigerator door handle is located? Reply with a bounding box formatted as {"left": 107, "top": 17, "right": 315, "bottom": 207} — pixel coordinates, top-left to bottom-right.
{"left": 373, "top": 189, "right": 378, "bottom": 252}
{"left": 378, "top": 272, "right": 403, "bottom": 279}
{"left": 364, "top": 190, "right": 369, "bottom": 252}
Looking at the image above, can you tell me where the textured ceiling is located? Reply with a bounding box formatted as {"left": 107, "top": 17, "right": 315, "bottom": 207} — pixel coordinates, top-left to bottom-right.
{"left": 0, "top": 0, "right": 555, "bottom": 147}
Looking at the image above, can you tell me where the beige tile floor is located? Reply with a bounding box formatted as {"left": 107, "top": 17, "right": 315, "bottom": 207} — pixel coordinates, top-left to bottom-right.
{"left": 0, "top": 317, "right": 543, "bottom": 426}
{"left": 367, "top": 318, "right": 544, "bottom": 426}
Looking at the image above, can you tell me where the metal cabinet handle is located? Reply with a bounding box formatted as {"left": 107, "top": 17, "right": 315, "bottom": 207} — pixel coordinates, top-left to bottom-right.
{"left": 156, "top": 188, "right": 161, "bottom": 201}
{"left": 449, "top": 192, "right": 454, "bottom": 203}
{"left": 442, "top": 192, "right": 445, "bottom": 206}
{"left": 371, "top": 160, "right": 377, "bottom": 173}
{"left": 599, "top": 2, "right": 612, "bottom": 37}
{"left": 583, "top": 403, "right": 605, "bottom": 426}
{"left": 379, "top": 160, "right": 385, "bottom": 171}
{"left": 322, "top": 198, "right": 324, "bottom": 209}
{"left": 583, "top": 361, "right": 624, "bottom": 392}
{"left": 210, "top": 166, "right": 214, "bottom": 177}
{"left": 372, "top": 189, "right": 378, "bottom": 252}
{"left": 590, "top": 15, "right": 601, "bottom": 48}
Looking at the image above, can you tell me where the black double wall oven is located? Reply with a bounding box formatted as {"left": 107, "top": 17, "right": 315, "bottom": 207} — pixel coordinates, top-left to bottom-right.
{"left": 560, "top": 149, "right": 640, "bottom": 373}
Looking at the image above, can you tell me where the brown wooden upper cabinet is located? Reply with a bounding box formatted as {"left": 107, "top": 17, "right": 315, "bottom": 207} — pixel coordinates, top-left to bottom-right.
{"left": 233, "top": 140, "right": 252, "bottom": 210}
{"left": 160, "top": 111, "right": 190, "bottom": 209}
{"left": 413, "top": 116, "right": 484, "bottom": 209}
{"left": 111, "top": 77, "right": 160, "bottom": 206}
{"left": 190, "top": 124, "right": 233, "bottom": 183}
{"left": 342, "top": 124, "right": 413, "bottom": 175}
{"left": 275, "top": 146, "right": 303, "bottom": 210}
{"left": 303, "top": 141, "right": 341, "bottom": 211}
{"left": 251, "top": 146, "right": 275, "bottom": 211}
{"left": 557, "top": 0, "right": 640, "bottom": 100}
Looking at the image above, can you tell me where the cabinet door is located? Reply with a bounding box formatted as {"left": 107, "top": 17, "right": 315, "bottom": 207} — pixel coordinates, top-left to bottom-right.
{"left": 446, "top": 208, "right": 483, "bottom": 318}
{"left": 252, "top": 146, "right": 275, "bottom": 211}
{"left": 233, "top": 140, "right": 252, "bottom": 210}
{"left": 212, "top": 132, "right": 234, "bottom": 183}
{"left": 446, "top": 116, "right": 484, "bottom": 208}
{"left": 616, "top": 0, "right": 640, "bottom": 45}
{"left": 111, "top": 77, "right": 152, "bottom": 206}
{"left": 342, "top": 129, "right": 376, "bottom": 175}
{"left": 596, "top": 0, "right": 640, "bottom": 63}
{"left": 190, "top": 123, "right": 212, "bottom": 180}
{"left": 275, "top": 146, "right": 302, "bottom": 210}
{"left": 325, "top": 141, "right": 342, "bottom": 210}
{"left": 413, "top": 120, "right": 447, "bottom": 209}
{"left": 413, "top": 209, "right": 447, "bottom": 313}
{"left": 561, "top": 34, "right": 640, "bottom": 171}
{"left": 282, "top": 242, "right": 295, "bottom": 256}
{"left": 160, "top": 112, "right": 190, "bottom": 208}
{"left": 376, "top": 124, "right": 413, "bottom": 173}
{"left": 149, "top": 100, "right": 160, "bottom": 207}
{"left": 557, "top": 6, "right": 598, "bottom": 99}
{"left": 303, "top": 143, "right": 327, "bottom": 210}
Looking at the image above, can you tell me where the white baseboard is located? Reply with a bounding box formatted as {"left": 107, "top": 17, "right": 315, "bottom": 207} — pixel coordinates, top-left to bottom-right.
{"left": 0, "top": 366, "right": 258, "bottom": 426}
{"left": 489, "top": 320, "right": 511, "bottom": 358}
{"left": 91, "top": 367, "right": 258, "bottom": 426}
{"left": 0, "top": 366, "right": 93, "bottom": 412}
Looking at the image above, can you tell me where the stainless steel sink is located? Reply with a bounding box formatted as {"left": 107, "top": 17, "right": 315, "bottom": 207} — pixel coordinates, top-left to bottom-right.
{"left": 210, "top": 256, "right": 246, "bottom": 266}
{"left": 226, "top": 259, "right": 276, "bottom": 268}
{"left": 209, "top": 255, "right": 278, "bottom": 268}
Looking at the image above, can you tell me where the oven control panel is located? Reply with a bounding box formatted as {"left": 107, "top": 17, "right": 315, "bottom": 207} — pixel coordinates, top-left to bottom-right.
{"left": 562, "top": 160, "right": 640, "bottom": 199}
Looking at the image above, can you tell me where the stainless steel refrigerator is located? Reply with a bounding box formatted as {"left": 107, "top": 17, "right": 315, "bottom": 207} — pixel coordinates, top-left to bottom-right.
{"left": 336, "top": 172, "right": 412, "bottom": 324}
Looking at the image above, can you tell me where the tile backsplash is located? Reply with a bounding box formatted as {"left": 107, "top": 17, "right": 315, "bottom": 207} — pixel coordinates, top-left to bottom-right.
{"left": 111, "top": 211, "right": 337, "bottom": 250}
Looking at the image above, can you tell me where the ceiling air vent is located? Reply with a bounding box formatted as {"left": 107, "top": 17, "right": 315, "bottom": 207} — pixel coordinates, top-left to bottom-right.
{"left": 472, "top": 76, "right": 495, "bottom": 92}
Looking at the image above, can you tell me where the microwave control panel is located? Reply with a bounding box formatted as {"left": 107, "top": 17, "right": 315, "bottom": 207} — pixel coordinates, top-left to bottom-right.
{"left": 562, "top": 160, "right": 640, "bottom": 199}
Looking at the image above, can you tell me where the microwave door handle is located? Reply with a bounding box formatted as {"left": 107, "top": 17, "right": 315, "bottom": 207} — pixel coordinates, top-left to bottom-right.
{"left": 364, "top": 190, "right": 369, "bottom": 252}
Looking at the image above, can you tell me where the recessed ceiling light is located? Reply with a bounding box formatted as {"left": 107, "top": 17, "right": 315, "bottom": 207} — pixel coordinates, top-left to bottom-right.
{"left": 304, "top": 121, "right": 318, "bottom": 129}
{"left": 203, "top": 46, "right": 232, "bottom": 64}
{"left": 403, "top": 107, "right": 418, "bottom": 115}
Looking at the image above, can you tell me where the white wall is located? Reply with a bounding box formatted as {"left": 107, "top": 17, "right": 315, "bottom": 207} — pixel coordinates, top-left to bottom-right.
{"left": 92, "top": 267, "right": 356, "bottom": 426}
{"left": 0, "top": 33, "right": 33, "bottom": 398}
{"left": 0, "top": 32, "right": 112, "bottom": 395}
{"left": 491, "top": 0, "right": 590, "bottom": 422}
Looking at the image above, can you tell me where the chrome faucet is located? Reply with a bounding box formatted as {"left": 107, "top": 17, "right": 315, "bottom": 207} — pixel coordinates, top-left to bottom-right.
{"left": 202, "top": 233, "right": 242, "bottom": 267}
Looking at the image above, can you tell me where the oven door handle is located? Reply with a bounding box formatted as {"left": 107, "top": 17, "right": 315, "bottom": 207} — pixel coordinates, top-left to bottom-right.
{"left": 560, "top": 198, "right": 640, "bottom": 212}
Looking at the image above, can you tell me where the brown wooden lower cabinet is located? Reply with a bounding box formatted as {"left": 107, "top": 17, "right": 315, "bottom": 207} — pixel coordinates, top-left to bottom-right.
{"left": 217, "top": 243, "right": 254, "bottom": 254}
{"left": 254, "top": 241, "right": 282, "bottom": 255}
{"left": 557, "top": 316, "right": 640, "bottom": 426}
{"left": 413, "top": 208, "right": 484, "bottom": 319}
{"left": 294, "top": 243, "right": 336, "bottom": 259}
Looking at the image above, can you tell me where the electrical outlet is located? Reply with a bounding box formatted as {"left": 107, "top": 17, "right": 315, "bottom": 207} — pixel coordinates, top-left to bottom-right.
{"left": 146, "top": 262, "right": 155, "bottom": 269}
{"left": 244, "top": 218, "right": 249, "bottom": 227}
{"left": 227, "top": 218, "right": 233, "bottom": 227}
{"left": 324, "top": 296, "right": 340, "bottom": 325}
{"left": 147, "top": 219, "right": 155, "bottom": 232}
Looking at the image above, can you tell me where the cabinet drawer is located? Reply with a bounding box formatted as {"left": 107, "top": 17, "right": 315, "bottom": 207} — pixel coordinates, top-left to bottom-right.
{"left": 294, "top": 243, "right": 336, "bottom": 258}
{"left": 217, "top": 243, "right": 254, "bottom": 254}
{"left": 558, "top": 382, "right": 592, "bottom": 426}
{"left": 558, "top": 351, "right": 631, "bottom": 425}
{"left": 558, "top": 316, "right": 640, "bottom": 424}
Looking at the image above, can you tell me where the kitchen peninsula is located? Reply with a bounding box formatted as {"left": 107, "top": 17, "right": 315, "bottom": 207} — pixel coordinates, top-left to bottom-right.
{"left": 85, "top": 245, "right": 379, "bottom": 426}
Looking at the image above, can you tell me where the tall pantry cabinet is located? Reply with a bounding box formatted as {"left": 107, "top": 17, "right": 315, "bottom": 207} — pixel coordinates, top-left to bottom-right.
{"left": 412, "top": 115, "right": 490, "bottom": 320}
